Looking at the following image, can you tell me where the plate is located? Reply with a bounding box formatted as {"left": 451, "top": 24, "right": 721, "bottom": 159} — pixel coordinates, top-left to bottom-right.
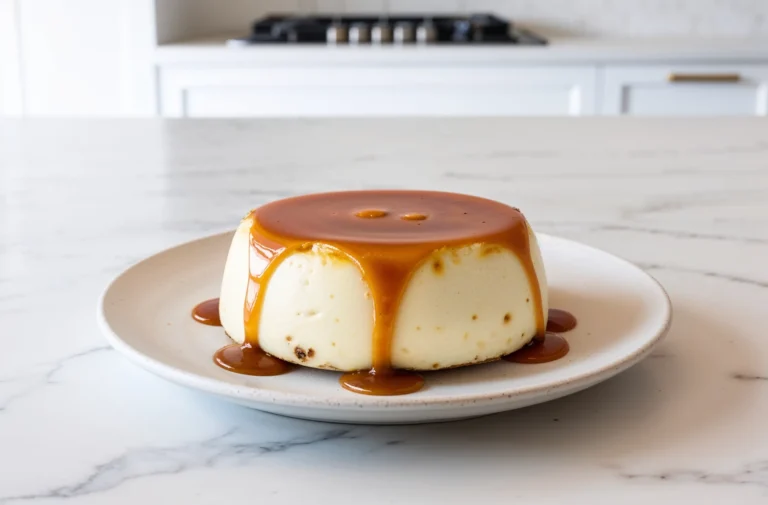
{"left": 99, "top": 232, "right": 671, "bottom": 424}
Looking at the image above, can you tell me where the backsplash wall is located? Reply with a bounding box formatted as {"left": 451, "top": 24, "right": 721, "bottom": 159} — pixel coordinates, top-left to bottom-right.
{"left": 257, "top": 0, "right": 768, "bottom": 37}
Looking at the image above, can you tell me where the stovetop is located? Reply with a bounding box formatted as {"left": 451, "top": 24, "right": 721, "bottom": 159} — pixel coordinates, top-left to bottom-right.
{"left": 229, "top": 14, "right": 547, "bottom": 46}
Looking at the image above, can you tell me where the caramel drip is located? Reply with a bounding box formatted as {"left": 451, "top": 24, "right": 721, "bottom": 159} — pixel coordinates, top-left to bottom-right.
{"left": 546, "top": 308, "right": 577, "bottom": 333}
{"left": 243, "top": 236, "right": 298, "bottom": 350}
{"left": 503, "top": 309, "right": 576, "bottom": 364}
{"left": 213, "top": 343, "right": 292, "bottom": 376}
{"left": 503, "top": 333, "right": 569, "bottom": 364}
{"left": 192, "top": 298, "right": 222, "bottom": 326}
{"left": 516, "top": 221, "right": 546, "bottom": 342}
{"left": 214, "top": 191, "right": 549, "bottom": 395}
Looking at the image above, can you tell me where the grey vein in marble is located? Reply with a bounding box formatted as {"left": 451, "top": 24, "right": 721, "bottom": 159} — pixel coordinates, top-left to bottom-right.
{"left": 0, "top": 428, "right": 356, "bottom": 504}
{"left": 639, "top": 263, "right": 768, "bottom": 289}
{"left": 0, "top": 346, "right": 110, "bottom": 412}
{"left": 591, "top": 225, "right": 768, "bottom": 245}
{"left": 731, "top": 373, "right": 768, "bottom": 382}
{"left": 620, "top": 461, "right": 768, "bottom": 490}
{"left": 621, "top": 190, "right": 765, "bottom": 220}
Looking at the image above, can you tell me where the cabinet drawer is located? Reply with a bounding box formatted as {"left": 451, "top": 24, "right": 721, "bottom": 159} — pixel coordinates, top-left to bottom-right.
{"left": 602, "top": 65, "right": 768, "bottom": 116}
{"left": 159, "top": 66, "right": 597, "bottom": 117}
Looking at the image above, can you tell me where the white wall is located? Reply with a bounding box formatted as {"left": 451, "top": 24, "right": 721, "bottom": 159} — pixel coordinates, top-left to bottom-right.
{"left": 0, "top": 0, "right": 23, "bottom": 115}
{"left": 216, "top": 0, "right": 768, "bottom": 38}
{"left": 2, "top": 0, "right": 156, "bottom": 116}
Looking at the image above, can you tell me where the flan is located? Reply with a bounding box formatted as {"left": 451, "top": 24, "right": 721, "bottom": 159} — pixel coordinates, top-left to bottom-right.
{"left": 216, "top": 190, "right": 549, "bottom": 391}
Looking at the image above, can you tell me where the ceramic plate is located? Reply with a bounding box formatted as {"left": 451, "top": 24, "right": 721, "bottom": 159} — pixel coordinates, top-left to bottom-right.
{"left": 99, "top": 232, "right": 671, "bottom": 424}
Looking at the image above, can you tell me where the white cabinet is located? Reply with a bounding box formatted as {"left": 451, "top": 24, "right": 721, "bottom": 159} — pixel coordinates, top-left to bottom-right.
{"left": 159, "top": 66, "right": 597, "bottom": 117}
{"left": 158, "top": 61, "right": 768, "bottom": 118}
{"left": 602, "top": 65, "right": 768, "bottom": 116}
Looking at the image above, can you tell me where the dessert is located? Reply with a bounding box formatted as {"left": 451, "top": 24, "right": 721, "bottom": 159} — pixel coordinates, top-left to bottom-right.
{"left": 193, "top": 190, "right": 576, "bottom": 395}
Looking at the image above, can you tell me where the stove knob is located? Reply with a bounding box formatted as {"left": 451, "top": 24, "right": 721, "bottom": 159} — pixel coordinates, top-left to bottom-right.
{"left": 326, "top": 23, "right": 348, "bottom": 44}
{"left": 416, "top": 22, "right": 437, "bottom": 44}
{"left": 349, "top": 22, "right": 371, "bottom": 44}
{"left": 393, "top": 22, "right": 415, "bottom": 44}
{"left": 371, "top": 21, "right": 393, "bottom": 44}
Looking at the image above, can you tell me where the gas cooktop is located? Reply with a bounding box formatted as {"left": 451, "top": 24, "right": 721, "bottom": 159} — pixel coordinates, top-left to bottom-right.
{"left": 228, "top": 14, "right": 547, "bottom": 46}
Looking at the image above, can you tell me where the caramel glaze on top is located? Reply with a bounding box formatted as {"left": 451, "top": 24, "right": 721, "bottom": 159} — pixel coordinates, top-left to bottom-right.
{"left": 232, "top": 190, "right": 547, "bottom": 395}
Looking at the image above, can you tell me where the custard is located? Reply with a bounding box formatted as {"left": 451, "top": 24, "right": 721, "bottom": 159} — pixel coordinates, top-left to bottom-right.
{"left": 215, "top": 191, "right": 551, "bottom": 393}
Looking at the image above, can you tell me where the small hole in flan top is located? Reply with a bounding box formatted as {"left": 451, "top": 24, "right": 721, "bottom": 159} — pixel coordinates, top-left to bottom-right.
{"left": 355, "top": 209, "right": 388, "bottom": 218}
{"left": 401, "top": 213, "right": 428, "bottom": 221}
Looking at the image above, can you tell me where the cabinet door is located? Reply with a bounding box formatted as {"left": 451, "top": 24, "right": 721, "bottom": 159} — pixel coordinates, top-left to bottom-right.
{"left": 602, "top": 65, "right": 768, "bottom": 116}
{"left": 159, "top": 66, "right": 596, "bottom": 117}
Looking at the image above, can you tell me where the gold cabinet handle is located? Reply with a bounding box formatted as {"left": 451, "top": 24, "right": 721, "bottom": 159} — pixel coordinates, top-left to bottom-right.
{"left": 668, "top": 73, "right": 741, "bottom": 83}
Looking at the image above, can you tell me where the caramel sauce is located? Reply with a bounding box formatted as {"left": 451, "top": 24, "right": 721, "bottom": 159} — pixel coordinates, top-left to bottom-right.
{"left": 192, "top": 191, "right": 568, "bottom": 394}
{"left": 213, "top": 343, "right": 292, "bottom": 376}
{"left": 503, "top": 333, "right": 570, "bottom": 364}
{"left": 546, "top": 308, "right": 577, "bottom": 333}
{"left": 340, "top": 370, "right": 425, "bottom": 396}
{"left": 192, "top": 298, "right": 222, "bottom": 326}
{"left": 230, "top": 190, "right": 547, "bottom": 394}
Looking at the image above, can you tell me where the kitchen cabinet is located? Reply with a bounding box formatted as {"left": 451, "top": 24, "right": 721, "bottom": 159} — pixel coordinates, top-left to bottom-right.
{"left": 602, "top": 64, "right": 768, "bottom": 116}
{"left": 157, "top": 54, "right": 768, "bottom": 118}
{"left": 158, "top": 66, "right": 597, "bottom": 117}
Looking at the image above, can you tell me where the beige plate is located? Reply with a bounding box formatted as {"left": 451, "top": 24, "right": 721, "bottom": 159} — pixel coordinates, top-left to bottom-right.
{"left": 98, "top": 232, "right": 672, "bottom": 424}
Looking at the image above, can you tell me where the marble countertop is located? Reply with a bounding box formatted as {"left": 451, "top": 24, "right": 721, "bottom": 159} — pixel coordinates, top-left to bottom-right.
{"left": 156, "top": 35, "right": 768, "bottom": 64}
{"left": 1, "top": 118, "right": 767, "bottom": 504}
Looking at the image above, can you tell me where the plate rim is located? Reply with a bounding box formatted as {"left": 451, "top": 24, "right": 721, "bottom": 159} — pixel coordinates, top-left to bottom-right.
{"left": 98, "top": 231, "right": 673, "bottom": 411}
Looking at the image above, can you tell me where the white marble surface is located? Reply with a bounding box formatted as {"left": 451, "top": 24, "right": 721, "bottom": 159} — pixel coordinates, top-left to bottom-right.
{"left": 1, "top": 118, "right": 767, "bottom": 504}
{"left": 157, "top": 34, "right": 768, "bottom": 64}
